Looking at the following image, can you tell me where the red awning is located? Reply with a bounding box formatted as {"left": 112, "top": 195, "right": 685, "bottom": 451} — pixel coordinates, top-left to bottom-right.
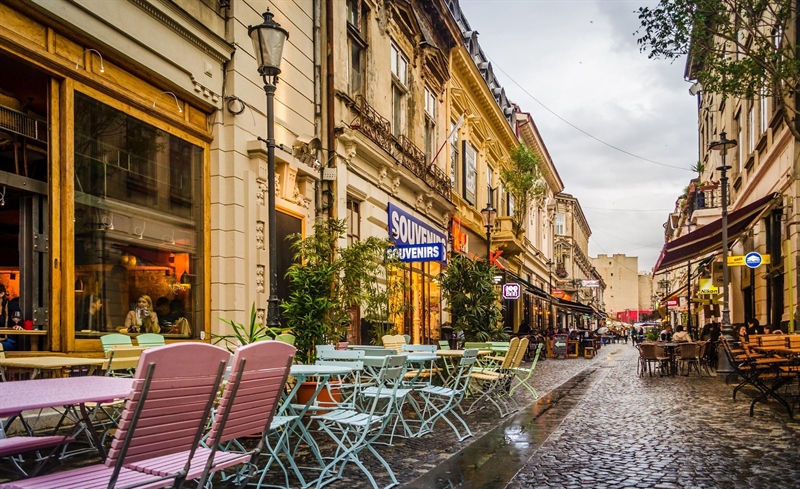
{"left": 654, "top": 192, "right": 781, "bottom": 272}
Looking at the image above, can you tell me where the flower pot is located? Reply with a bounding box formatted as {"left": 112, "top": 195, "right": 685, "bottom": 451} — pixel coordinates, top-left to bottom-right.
{"left": 294, "top": 381, "right": 342, "bottom": 409}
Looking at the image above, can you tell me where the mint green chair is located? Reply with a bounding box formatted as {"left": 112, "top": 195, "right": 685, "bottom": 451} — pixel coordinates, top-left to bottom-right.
{"left": 101, "top": 333, "right": 133, "bottom": 353}
{"left": 136, "top": 333, "right": 165, "bottom": 348}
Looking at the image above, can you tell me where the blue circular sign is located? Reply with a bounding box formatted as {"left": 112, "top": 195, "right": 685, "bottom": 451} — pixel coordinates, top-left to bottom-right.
{"left": 745, "top": 252, "right": 762, "bottom": 268}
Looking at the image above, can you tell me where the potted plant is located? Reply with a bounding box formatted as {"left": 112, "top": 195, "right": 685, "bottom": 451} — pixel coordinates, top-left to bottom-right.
{"left": 362, "top": 250, "right": 411, "bottom": 346}
{"left": 211, "top": 303, "right": 282, "bottom": 353}
{"left": 438, "top": 254, "right": 505, "bottom": 342}
{"left": 281, "top": 218, "right": 387, "bottom": 364}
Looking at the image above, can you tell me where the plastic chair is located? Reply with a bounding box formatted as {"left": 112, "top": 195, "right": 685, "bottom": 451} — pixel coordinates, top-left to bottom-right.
{"left": 100, "top": 333, "right": 132, "bottom": 353}
{"left": 134, "top": 333, "right": 165, "bottom": 349}
{"left": 3, "top": 343, "right": 230, "bottom": 489}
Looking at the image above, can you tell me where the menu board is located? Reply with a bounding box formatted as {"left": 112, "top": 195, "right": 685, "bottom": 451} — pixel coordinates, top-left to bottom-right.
{"left": 553, "top": 334, "right": 569, "bottom": 358}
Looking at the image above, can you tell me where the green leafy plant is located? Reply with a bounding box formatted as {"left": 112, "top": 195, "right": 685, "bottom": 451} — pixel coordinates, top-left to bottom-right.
{"left": 281, "top": 218, "right": 389, "bottom": 363}
{"left": 212, "top": 303, "right": 282, "bottom": 353}
{"left": 362, "top": 251, "right": 411, "bottom": 345}
{"left": 438, "top": 254, "right": 505, "bottom": 342}
{"left": 500, "top": 144, "right": 547, "bottom": 237}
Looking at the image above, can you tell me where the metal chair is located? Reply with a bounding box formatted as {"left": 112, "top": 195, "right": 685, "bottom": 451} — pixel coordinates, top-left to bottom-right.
{"left": 100, "top": 333, "right": 132, "bottom": 353}
{"left": 510, "top": 343, "right": 544, "bottom": 397}
{"left": 417, "top": 349, "right": 478, "bottom": 441}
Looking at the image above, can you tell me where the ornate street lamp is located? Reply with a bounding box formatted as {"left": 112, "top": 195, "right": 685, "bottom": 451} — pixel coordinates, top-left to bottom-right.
{"left": 481, "top": 187, "right": 497, "bottom": 260}
{"left": 710, "top": 131, "right": 737, "bottom": 372}
{"left": 250, "top": 9, "right": 288, "bottom": 329}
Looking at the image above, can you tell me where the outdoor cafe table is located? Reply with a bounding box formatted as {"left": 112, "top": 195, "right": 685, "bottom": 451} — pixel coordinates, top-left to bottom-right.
{"left": 0, "top": 356, "right": 107, "bottom": 379}
{"left": 0, "top": 376, "right": 133, "bottom": 460}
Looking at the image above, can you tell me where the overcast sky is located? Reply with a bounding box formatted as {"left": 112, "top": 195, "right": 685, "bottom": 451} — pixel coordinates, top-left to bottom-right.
{"left": 458, "top": 0, "right": 698, "bottom": 274}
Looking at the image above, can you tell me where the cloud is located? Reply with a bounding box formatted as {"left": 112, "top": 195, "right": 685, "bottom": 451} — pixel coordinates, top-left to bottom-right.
{"left": 458, "top": 0, "right": 697, "bottom": 271}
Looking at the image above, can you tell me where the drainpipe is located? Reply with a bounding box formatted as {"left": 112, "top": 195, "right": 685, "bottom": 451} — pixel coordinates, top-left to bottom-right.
{"left": 313, "top": 0, "right": 324, "bottom": 221}
{"left": 325, "top": 0, "right": 336, "bottom": 219}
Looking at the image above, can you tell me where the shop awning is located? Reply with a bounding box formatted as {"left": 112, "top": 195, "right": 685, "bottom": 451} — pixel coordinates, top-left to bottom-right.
{"left": 504, "top": 270, "right": 550, "bottom": 299}
{"left": 555, "top": 298, "right": 594, "bottom": 315}
{"left": 653, "top": 192, "right": 781, "bottom": 272}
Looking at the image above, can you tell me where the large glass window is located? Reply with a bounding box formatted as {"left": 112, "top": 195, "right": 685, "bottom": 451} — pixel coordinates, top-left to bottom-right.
{"left": 73, "top": 92, "right": 203, "bottom": 339}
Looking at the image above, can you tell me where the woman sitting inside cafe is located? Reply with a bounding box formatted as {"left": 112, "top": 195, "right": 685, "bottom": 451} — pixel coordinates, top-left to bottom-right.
{"left": 124, "top": 295, "right": 159, "bottom": 333}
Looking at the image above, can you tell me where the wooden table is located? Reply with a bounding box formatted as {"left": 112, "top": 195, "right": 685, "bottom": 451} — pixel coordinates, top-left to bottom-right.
{"left": 0, "top": 356, "right": 107, "bottom": 379}
{"left": 0, "top": 328, "right": 47, "bottom": 351}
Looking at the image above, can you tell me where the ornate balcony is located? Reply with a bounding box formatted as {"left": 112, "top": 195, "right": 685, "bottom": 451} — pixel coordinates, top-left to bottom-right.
{"left": 349, "top": 96, "right": 452, "bottom": 201}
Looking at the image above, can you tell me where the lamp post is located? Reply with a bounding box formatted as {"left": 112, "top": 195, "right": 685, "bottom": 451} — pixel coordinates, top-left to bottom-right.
{"left": 481, "top": 187, "right": 497, "bottom": 261}
{"left": 249, "top": 9, "right": 288, "bottom": 329}
{"left": 710, "top": 131, "right": 737, "bottom": 372}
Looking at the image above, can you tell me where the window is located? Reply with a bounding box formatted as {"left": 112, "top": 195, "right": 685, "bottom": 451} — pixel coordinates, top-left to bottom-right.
{"left": 748, "top": 105, "right": 755, "bottom": 154}
{"left": 73, "top": 92, "right": 204, "bottom": 339}
{"left": 486, "top": 165, "right": 493, "bottom": 206}
{"left": 390, "top": 44, "right": 408, "bottom": 137}
{"left": 450, "top": 120, "right": 459, "bottom": 188}
{"left": 424, "top": 87, "right": 437, "bottom": 163}
{"left": 347, "top": 199, "right": 360, "bottom": 245}
{"left": 555, "top": 213, "right": 565, "bottom": 235}
{"left": 463, "top": 142, "right": 477, "bottom": 205}
{"left": 735, "top": 111, "right": 742, "bottom": 173}
{"left": 760, "top": 87, "right": 769, "bottom": 134}
{"left": 346, "top": 0, "right": 368, "bottom": 96}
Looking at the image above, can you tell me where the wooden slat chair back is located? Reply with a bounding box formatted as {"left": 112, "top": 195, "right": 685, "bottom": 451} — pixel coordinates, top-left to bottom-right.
{"left": 758, "top": 335, "right": 786, "bottom": 349}
{"left": 104, "top": 346, "right": 147, "bottom": 377}
{"left": 135, "top": 334, "right": 165, "bottom": 349}
{"left": 787, "top": 335, "right": 800, "bottom": 348}
{"left": 101, "top": 333, "right": 133, "bottom": 353}
{"left": 484, "top": 337, "right": 520, "bottom": 367}
{"left": 127, "top": 341, "right": 296, "bottom": 488}
{"left": 1, "top": 343, "right": 230, "bottom": 489}
{"left": 438, "top": 340, "right": 450, "bottom": 350}
{"left": 498, "top": 337, "right": 521, "bottom": 370}
{"left": 382, "top": 334, "right": 406, "bottom": 353}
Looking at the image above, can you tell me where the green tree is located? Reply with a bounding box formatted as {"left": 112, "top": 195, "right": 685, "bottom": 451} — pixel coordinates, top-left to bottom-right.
{"left": 281, "top": 218, "right": 388, "bottom": 363}
{"left": 500, "top": 144, "right": 547, "bottom": 236}
{"left": 438, "top": 254, "right": 505, "bottom": 342}
{"left": 636, "top": 0, "right": 800, "bottom": 140}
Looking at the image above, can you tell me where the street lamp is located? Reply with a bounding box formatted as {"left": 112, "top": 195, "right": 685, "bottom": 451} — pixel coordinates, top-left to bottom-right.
{"left": 481, "top": 187, "right": 497, "bottom": 260}
{"left": 250, "top": 9, "right": 289, "bottom": 329}
{"left": 710, "top": 131, "right": 737, "bottom": 372}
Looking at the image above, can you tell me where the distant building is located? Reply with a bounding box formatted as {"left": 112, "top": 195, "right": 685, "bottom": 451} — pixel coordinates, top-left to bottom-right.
{"left": 591, "top": 254, "right": 652, "bottom": 322}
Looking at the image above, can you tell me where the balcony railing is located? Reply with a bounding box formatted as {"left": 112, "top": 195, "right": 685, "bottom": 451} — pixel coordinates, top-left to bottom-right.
{"left": 687, "top": 184, "right": 728, "bottom": 217}
{"left": 349, "top": 95, "right": 452, "bottom": 201}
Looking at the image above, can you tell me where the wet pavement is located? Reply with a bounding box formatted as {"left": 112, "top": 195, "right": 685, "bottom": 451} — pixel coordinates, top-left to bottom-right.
{"left": 6, "top": 343, "right": 800, "bottom": 488}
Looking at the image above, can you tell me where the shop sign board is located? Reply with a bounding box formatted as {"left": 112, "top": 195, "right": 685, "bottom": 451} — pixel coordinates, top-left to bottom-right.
{"left": 553, "top": 334, "right": 568, "bottom": 358}
{"left": 502, "top": 283, "right": 521, "bottom": 300}
{"left": 581, "top": 280, "right": 600, "bottom": 288}
{"left": 667, "top": 298, "right": 679, "bottom": 307}
{"left": 551, "top": 289, "right": 565, "bottom": 298}
{"left": 390, "top": 243, "right": 446, "bottom": 263}
{"left": 387, "top": 203, "right": 447, "bottom": 248}
{"left": 727, "top": 253, "right": 770, "bottom": 267}
{"left": 698, "top": 278, "right": 718, "bottom": 294}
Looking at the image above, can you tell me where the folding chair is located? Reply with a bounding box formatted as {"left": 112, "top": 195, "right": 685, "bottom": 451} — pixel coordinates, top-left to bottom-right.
{"left": 437, "top": 340, "right": 450, "bottom": 351}
{"left": 510, "top": 342, "right": 543, "bottom": 397}
{"left": 135, "top": 334, "right": 165, "bottom": 349}
{"left": 417, "top": 349, "right": 478, "bottom": 441}
{"left": 465, "top": 338, "right": 528, "bottom": 417}
{"left": 100, "top": 333, "right": 133, "bottom": 353}
{"left": 0, "top": 343, "right": 229, "bottom": 489}
{"left": 128, "top": 341, "right": 296, "bottom": 489}
{"left": 312, "top": 354, "right": 408, "bottom": 489}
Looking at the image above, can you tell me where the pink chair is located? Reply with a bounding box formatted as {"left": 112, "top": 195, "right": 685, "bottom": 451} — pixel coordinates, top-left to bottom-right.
{"left": 126, "top": 340, "right": 296, "bottom": 488}
{"left": 0, "top": 343, "right": 230, "bottom": 489}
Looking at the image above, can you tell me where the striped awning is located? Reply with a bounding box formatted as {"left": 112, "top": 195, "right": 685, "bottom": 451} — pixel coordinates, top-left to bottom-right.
{"left": 654, "top": 192, "right": 781, "bottom": 272}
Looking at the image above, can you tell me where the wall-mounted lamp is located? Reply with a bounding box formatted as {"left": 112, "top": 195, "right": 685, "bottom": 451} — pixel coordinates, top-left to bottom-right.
{"left": 101, "top": 214, "right": 114, "bottom": 230}
{"left": 133, "top": 222, "right": 146, "bottom": 240}
{"left": 75, "top": 48, "right": 105, "bottom": 73}
{"left": 152, "top": 91, "right": 183, "bottom": 113}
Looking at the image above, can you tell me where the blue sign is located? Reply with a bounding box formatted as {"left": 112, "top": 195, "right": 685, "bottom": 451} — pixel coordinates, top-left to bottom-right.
{"left": 387, "top": 203, "right": 447, "bottom": 247}
{"left": 390, "top": 243, "right": 446, "bottom": 263}
{"left": 745, "top": 252, "right": 762, "bottom": 268}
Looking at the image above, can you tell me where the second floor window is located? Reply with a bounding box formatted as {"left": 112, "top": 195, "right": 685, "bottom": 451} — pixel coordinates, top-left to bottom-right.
{"left": 760, "top": 88, "right": 769, "bottom": 134}
{"left": 346, "top": 0, "right": 368, "bottom": 96}
{"left": 450, "top": 120, "right": 459, "bottom": 188}
{"left": 463, "top": 142, "right": 477, "bottom": 205}
{"left": 424, "top": 86, "right": 437, "bottom": 163}
{"left": 555, "top": 213, "right": 565, "bottom": 235}
{"left": 391, "top": 44, "right": 408, "bottom": 137}
{"left": 748, "top": 105, "right": 755, "bottom": 154}
{"left": 347, "top": 199, "right": 361, "bottom": 245}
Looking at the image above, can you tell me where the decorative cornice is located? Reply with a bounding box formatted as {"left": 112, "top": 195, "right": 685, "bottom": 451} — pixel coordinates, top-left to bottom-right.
{"left": 128, "top": 0, "right": 231, "bottom": 64}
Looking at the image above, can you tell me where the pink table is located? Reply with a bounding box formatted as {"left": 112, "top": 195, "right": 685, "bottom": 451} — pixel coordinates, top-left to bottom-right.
{"left": 0, "top": 377, "right": 133, "bottom": 459}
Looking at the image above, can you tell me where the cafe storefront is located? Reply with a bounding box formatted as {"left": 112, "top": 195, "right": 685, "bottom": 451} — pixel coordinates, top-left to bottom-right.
{"left": 388, "top": 203, "right": 446, "bottom": 345}
{"left": 0, "top": 3, "right": 214, "bottom": 353}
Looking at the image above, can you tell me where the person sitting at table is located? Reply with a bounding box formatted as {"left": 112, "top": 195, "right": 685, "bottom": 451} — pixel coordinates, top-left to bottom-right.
{"left": 659, "top": 324, "right": 673, "bottom": 342}
{"left": 76, "top": 294, "right": 104, "bottom": 331}
{"left": 672, "top": 325, "right": 690, "bottom": 342}
{"left": 746, "top": 318, "right": 764, "bottom": 336}
{"left": 124, "top": 295, "right": 158, "bottom": 334}
{"left": 0, "top": 285, "right": 23, "bottom": 351}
